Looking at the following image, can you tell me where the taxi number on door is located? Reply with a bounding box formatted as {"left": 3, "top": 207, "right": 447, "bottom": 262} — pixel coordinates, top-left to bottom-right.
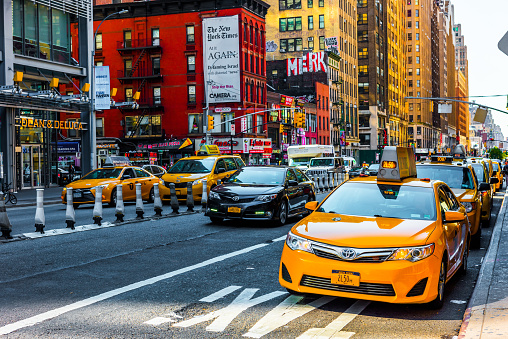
{"left": 331, "top": 270, "right": 360, "bottom": 287}
{"left": 228, "top": 207, "right": 242, "bottom": 213}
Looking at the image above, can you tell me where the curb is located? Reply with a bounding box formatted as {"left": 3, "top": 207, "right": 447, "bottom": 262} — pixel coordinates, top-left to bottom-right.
{"left": 5, "top": 200, "right": 62, "bottom": 209}
{"left": 0, "top": 208, "right": 203, "bottom": 243}
{"left": 458, "top": 190, "right": 508, "bottom": 338}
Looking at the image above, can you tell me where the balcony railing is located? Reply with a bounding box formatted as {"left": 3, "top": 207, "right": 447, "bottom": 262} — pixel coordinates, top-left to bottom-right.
{"left": 117, "top": 39, "right": 163, "bottom": 51}
{"left": 120, "top": 97, "right": 163, "bottom": 109}
{"left": 117, "top": 68, "right": 164, "bottom": 80}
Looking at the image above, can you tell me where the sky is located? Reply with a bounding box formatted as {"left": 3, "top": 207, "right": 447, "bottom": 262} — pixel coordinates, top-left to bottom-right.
{"left": 453, "top": 0, "right": 508, "bottom": 137}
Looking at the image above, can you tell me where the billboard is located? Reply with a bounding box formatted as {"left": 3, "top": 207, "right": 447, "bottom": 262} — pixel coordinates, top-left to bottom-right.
{"left": 203, "top": 15, "right": 241, "bottom": 103}
{"left": 94, "top": 66, "right": 110, "bottom": 110}
{"left": 287, "top": 52, "right": 327, "bottom": 76}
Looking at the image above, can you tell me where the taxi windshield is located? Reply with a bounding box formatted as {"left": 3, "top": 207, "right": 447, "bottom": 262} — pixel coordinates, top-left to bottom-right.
{"left": 226, "top": 167, "right": 285, "bottom": 185}
{"left": 310, "top": 158, "right": 334, "bottom": 167}
{"left": 168, "top": 158, "right": 215, "bottom": 173}
{"left": 318, "top": 182, "right": 436, "bottom": 220}
{"left": 416, "top": 165, "right": 474, "bottom": 190}
{"left": 81, "top": 168, "right": 122, "bottom": 180}
{"left": 471, "top": 164, "right": 487, "bottom": 183}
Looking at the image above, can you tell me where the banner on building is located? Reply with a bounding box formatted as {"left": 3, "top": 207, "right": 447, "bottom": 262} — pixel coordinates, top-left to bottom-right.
{"left": 340, "top": 131, "right": 346, "bottom": 146}
{"left": 287, "top": 52, "right": 327, "bottom": 76}
{"left": 203, "top": 15, "right": 241, "bottom": 103}
{"left": 94, "top": 66, "right": 111, "bottom": 110}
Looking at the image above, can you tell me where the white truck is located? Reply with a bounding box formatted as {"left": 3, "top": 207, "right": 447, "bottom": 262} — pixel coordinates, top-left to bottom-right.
{"left": 306, "top": 157, "right": 345, "bottom": 177}
{"left": 287, "top": 145, "right": 334, "bottom": 171}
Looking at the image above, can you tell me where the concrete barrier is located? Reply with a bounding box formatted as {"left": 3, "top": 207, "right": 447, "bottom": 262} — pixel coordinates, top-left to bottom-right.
{"left": 34, "top": 188, "right": 45, "bottom": 233}
{"left": 186, "top": 182, "right": 194, "bottom": 212}
{"left": 323, "top": 173, "right": 329, "bottom": 191}
{"left": 329, "top": 172, "right": 333, "bottom": 189}
{"left": 135, "top": 183, "right": 144, "bottom": 219}
{"left": 318, "top": 174, "right": 324, "bottom": 192}
{"left": 169, "top": 183, "right": 179, "bottom": 214}
{"left": 0, "top": 198, "right": 12, "bottom": 239}
{"left": 65, "top": 188, "right": 75, "bottom": 230}
{"left": 115, "top": 184, "right": 125, "bottom": 222}
{"left": 92, "top": 186, "right": 103, "bottom": 226}
{"left": 313, "top": 175, "right": 318, "bottom": 194}
{"left": 153, "top": 183, "right": 163, "bottom": 217}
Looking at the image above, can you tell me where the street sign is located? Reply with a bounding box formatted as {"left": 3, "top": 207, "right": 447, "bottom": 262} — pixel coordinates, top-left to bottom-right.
{"left": 231, "top": 124, "right": 235, "bottom": 136}
{"left": 241, "top": 117, "right": 247, "bottom": 133}
{"left": 499, "top": 31, "right": 508, "bottom": 56}
{"left": 215, "top": 107, "right": 231, "bottom": 113}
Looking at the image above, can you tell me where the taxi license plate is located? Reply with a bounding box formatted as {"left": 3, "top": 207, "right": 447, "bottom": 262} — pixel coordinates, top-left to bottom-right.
{"left": 331, "top": 270, "right": 360, "bottom": 287}
{"left": 73, "top": 192, "right": 82, "bottom": 198}
{"left": 228, "top": 206, "right": 242, "bottom": 213}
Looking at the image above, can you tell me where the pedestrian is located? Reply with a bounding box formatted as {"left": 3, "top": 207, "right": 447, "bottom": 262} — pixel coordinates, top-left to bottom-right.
{"left": 503, "top": 162, "right": 508, "bottom": 183}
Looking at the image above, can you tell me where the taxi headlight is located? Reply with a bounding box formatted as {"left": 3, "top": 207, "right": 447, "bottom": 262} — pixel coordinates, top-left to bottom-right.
{"left": 255, "top": 194, "right": 278, "bottom": 202}
{"left": 387, "top": 244, "right": 435, "bottom": 262}
{"left": 192, "top": 179, "right": 204, "bottom": 186}
{"left": 91, "top": 184, "right": 108, "bottom": 191}
{"left": 209, "top": 191, "right": 220, "bottom": 200}
{"left": 286, "top": 231, "right": 313, "bottom": 253}
{"left": 462, "top": 202, "right": 474, "bottom": 213}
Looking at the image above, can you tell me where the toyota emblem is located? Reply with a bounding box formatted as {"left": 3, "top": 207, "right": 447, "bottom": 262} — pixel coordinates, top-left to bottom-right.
{"left": 232, "top": 196, "right": 239, "bottom": 201}
{"left": 339, "top": 248, "right": 357, "bottom": 260}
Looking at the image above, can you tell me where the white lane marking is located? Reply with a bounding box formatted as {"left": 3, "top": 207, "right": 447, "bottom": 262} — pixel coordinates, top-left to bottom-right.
{"left": 200, "top": 285, "right": 243, "bottom": 302}
{"left": 21, "top": 222, "right": 115, "bottom": 238}
{"left": 0, "top": 242, "right": 271, "bottom": 336}
{"left": 272, "top": 235, "right": 287, "bottom": 242}
{"left": 173, "top": 288, "right": 287, "bottom": 332}
{"left": 243, "top": 295, "right": 336, "bottom": 338}
{"left": 144, "top": 312, "right": 183, "bottom": 325}
{"left": 296, "top": 300, "right": 370, "bottom": 339}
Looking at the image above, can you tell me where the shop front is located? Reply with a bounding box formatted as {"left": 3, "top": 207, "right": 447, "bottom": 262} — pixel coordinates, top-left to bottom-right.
{"left": 207, "top": 137, "right": 273, "bottom": 165}
{"left": 137, "top": 139, "right": 195, "bottom": 168}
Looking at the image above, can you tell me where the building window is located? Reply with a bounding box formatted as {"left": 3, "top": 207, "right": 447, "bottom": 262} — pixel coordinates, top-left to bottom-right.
{"left": 152, "top": 57, "right": 161, "bottom": 75}
{"left": 319, "top": 36, "right": 325, "bottom": 50}
{"left": 416, "top": 68, "right": 420, "bottom": 75}
{"left": 416, "top": 33, "right": 420, "bottom": 40}
{"left": 152, "top": 28, "right": 160, "bottom": 46}
{"left": 96, "top": 33, "right": 103, "bottom": 50}
{"left": 96, "top": 118, "right": 104, "bottom": 137}
{"left": 280, "top": 38, "right": 302, "bottom": 52}
{"left": 188, "top": 114, "right": 202, "bottom": 134}
{"left": 416, "top": 44, "right": 420, "bottom": 52}
{"left": 280, "top": 17, "right": 302, "bottom": 31}
{"left": 153, "top": 87, "right": 161, "bottom": 105}
{"left": 308, "top": 0, "right": 313, "bottom": 8}
{"left": 359, "top": 83, "right": 369, "bottom": 94}
{"left": 318, "top": 0, "right": 324, "bottom": 7}
{"left": 308, "top": 39, "right": 314, "bottom": 50}
{"left": 408, "top": 68, "right": 413, "bottom": 76}
{"left": 124, "top": 59, "right": 132, "bottom": 76}
{"left": 279, "top": 0, "right": 302, "bottom": 10}
{"left": 415, "top": 21, "right": 419, "bottom": 28}
{"left": 358, "top": 0, "right": 367, "bottom": 7}
{"left": 407, "top": 10, "right": 412, "bottom": 17}
{"left": 416, "top": 56, "right": 420, "bottom": 64}
{"left": 125, "top": 88, "right": 133, "bottom": 102}
{"left": 408, "top": 33, "right": 412, "bottom": 41}
{"left": 416, "top": 80, "right": 420, "bottom": 87}
{"left": 319, "top": 15, "right": 325, "bottom": 29}
{"left": 358, "top": 30, "right": 368, "bottom": 42}
{"left": 407, "top": 21, "right": 412, "bottom": 28}
{"left": 308, "top": 16, "right": 314, "bottom": 30}
{"left": 358, "top": 13, "right": 367, "bottom": 25}
{"left": 126, "top": 116, "right": 162, "bottom": 137}
{"left": 186, "top": 25, "right": 195, "bottom": 43}
{"left": 187, "top": 55, "right": 196, "bottom": 73}
{"left": 257, "top": 115, "right": 263, "bottom": 134}
{"left": 95, "top": 61, "right": 103, "bottom": 67}
{"left": 358, "top": 65, "right": 368, "bottom": 76}
{"left": 358, "top": 47, "right": 368, "bottom": 59}
{"left": 415, "top": 9, "right": 419, "bottom": 17}
{"left": 188, "top": 85, "right": 196, "bottom": 104}
{"left": 124, "top": 31, "right": 132, "bottom": 48}
{"left": 67, "top": 119, "right": 80, "bottom": 138}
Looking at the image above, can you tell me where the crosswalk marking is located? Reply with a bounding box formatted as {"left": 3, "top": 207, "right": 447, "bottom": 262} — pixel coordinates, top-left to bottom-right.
{"left": 296, "top": 300, "right": 370, "bottom": 339}
{"left": 200, "top": 285, "right": 243, "bottom": 302}
{"left": 143, "top": 312, "right": 183, "bottom": 326}
{"left": 173, "top": 288, "right": 287, "bottom": 332}
{"left": 243, "top": 295, "right": 336, "bottom": 338}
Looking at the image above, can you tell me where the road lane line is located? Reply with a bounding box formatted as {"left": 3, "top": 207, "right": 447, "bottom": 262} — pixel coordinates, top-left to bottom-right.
{"left": 0, "top": 242, "right": 272, "bottom": 336}
{"left": 296, "top": 300, "right": 370, "bottom": 339}
{"left": 200, "top": 285, "right": 243, "bottom": 302}
{"left": 243, "top": 295, "right": 336, "bottom": 338}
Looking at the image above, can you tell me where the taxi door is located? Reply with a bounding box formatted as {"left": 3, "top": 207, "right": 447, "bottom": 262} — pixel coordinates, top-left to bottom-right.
{"left": 285, "top": 169, "right": 302, "bottom": 212}
{"left": 213, "top": 159, "right": 229, "bottom": 184}
{"left": 121, "top": 168, "right": 137, "bottom": 201}
{"left": 134, "top": 168, "right": 155, "bottom": 199}
{"left": 438, "top": 186, "right": 463, "bottom": 270}
{"left": 223, "top": 158, "right": 239, "bottom": 179}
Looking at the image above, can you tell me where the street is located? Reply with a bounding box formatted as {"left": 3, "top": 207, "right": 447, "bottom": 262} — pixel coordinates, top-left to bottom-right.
{"left": 0, "top": 189, "right": 503, "bottom": 338}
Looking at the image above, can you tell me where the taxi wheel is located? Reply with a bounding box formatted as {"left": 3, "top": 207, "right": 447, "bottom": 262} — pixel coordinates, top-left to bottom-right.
{"left": 109, "top": 189, "right": 117, "bottom": 207}
{"left": 148, "top": 187, "right": 155, "bottom": 203}
{"left": 459, "top": 241, "right": 469, "bottom": 275}
{"left": 428, "top": 258, "right": 447, "bottom": 309}
{"left": 276, "top": 200, "right": 288, "bottom": 226}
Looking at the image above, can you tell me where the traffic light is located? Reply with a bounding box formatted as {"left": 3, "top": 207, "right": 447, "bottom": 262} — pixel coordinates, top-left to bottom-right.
{"left": 207, "top": 115, "right": 214, "bottom": 131}
{"left": 301, "top": 112, "right": 306, "bottom": 129}
{"left": 279, "top": 123, "right": 284, "bottom": 134}
{"left": 294, "top": 111, "right": 303, "bottom": 128}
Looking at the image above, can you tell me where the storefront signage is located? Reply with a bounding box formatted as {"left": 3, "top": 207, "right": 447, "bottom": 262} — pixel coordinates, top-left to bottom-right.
{"left": 287, "top": 51, "right": 327, "bottom": 76}
{"left": 280, "top": 95, "right": 294, "bottom": 107}
{"left": 57, "top": 142, "right": 80, "bottom": 153}
{"left": 215, "top": 107, "right": 232, "bottom": 113}
{"left": 18, "top": 117, "right": 84, "bottom": 130}
{"left": 97, "top": 143, "right": 118, "bottom": 149}
{"left": 94, "top": 66, "right": 111, "bottom": 110}
{"left": 138, "top": 139, "right": 194, "bottom": 150}
{"left": 203, "top": 15, "right": 241, "bottom": 103}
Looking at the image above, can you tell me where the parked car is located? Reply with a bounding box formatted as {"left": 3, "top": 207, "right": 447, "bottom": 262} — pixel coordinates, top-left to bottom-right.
{"left": 142, "top": 165, "right": 167, "bottom": 178}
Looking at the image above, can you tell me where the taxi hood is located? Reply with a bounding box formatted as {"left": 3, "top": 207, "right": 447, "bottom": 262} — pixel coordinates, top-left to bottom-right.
{"left": 450, "top": 188, "right": 475, "bottom": 201}
{"left": 162, "top": 173, "right": 210, "bottom": 182}
{"left": 66, "top": 178, "right": 118, "bottom": 188}
{"left": 293, "top": 213, "right": 436, "bottom": 248}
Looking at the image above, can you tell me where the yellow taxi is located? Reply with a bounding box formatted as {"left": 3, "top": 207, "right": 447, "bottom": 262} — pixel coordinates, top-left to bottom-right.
{"left": 62, "top": 165, "right": 162, "bottom": 207}
{"left": 159, "top": 145, "right": 245, "bottom": 203}
{"left": 466, "top": 158, "right": 498, "bottom": 227}
{"left": 491, "top": 159, "right": 504, "bottom": 191}
{"left": 279, "top": 147, "right": 469, "bottom": 308}
{"left": 415, "top": 150, "right": 482, "bottom": 247}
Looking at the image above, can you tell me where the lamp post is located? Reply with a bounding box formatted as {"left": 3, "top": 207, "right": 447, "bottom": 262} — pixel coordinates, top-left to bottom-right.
{"left": 89, "top": 9, "right": 128, "bottom": 170}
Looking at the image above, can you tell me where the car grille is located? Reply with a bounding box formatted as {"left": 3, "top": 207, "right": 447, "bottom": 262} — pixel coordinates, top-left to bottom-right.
{"left": 220, "top": 195, "right": 256, "bottom": 203}
{"left": 165, "top": 182, "right": 188, "bottom": 189}
{"left": 300, "top": 275, "right": 396, "bottom": 296}
{"left": 306, "top": 169, "right": 328, "bottom": 176}
{"left": 313, "top": 249, "right": 391, "bottom": 263}
{"left": 311, "top": 244, "right": 395, "bottom": 263}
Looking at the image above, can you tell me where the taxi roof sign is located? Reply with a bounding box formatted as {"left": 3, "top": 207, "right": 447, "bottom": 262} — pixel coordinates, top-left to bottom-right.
{"left": 103, "top": 156, "right": 131, "bottom": 167}
{"left": 430, "top": 155, "right": 453, "bottom": 163}
{"left": 197, "top": 144, "right": 221, "bottom": 156}
{"left": 377, "top": 146, "right": 417, "bottom": 181}
{"left": 452, "top": 144, "right": 467, "bottom": 159}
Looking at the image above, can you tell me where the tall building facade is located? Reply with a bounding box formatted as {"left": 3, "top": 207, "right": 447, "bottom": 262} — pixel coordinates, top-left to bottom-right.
{"left": 265, "top": 0, "right": 359, "bottom": 157}
{"left": 453, "top": 22, "right": 469, "bottom": 148}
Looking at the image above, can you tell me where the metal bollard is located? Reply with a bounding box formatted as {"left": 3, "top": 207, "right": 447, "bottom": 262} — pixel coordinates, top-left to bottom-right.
{"left": 0, "top": 197, "right": 12, "bottom": 239}
{"left": 323, "top": 172, "right": 329, "bottom": 191}
{"left": 135, "top": 183, "right": 144, "bottom": 219}
{"left": 186, "top": 182, "right": 195, "bottom": 212}
{"left": 34, "top": 188, "right": 45, "bottom": 233}
{"left": 65, "top": 188, "right": 75, "bottom": 230}
{"left": 153, "top": 183, "right": 163, "bottom": 217}
{"left": 92, "top": 186, "right": 103, "bottom": 226}
{"left": 115, "top": 184, "right": 125, "bottom": 222}
{"left": 201, "top": 179, "right": 208, "bottom": 212}
{"left": 169, "top": 183, "right": 179, "bottom": 214}
{"left": 318, "top": 174, "right": 324, "bottom": 192}
{"left": 329, "top": 172, "right": 333, "bottom": 189}
{"left": 313, "top": 175, "right": 318, "bottom": 193}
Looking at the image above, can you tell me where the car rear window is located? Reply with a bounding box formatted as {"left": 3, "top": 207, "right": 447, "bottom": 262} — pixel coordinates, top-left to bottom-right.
{"left": 416, "top": 165, "right": 474, "bottom": 190}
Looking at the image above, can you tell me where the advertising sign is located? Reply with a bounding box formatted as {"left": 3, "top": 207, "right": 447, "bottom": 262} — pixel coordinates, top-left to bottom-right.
{"left": 287, "top": 52, "right": 327, "bottom": 76}
{"left": 280, "top": 95, "right": 295, "bottom": 107}
{"left": 340, "top": 131, "right": 346, "bottom": 146}
{"left": 203, "top": 15, "right": 241, "bottom": 103}
{"left": 94, "top": 66, "right": 111, "bottom": 110}
{"left": 241, "top": 117, "right": 247, "bottom": 133}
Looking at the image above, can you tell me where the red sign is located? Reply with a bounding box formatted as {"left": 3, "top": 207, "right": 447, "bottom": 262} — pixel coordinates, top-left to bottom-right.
{"left": 280, "top": 95, "right": 294, "bottom": 107}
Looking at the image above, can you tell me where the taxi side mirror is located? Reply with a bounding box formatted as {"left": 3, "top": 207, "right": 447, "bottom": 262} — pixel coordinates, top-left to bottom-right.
{"left": 490, "top": 177, "right": 499, "bottom": 184}
{"left": 122, "top": 174, "right": 132, "bottom": 180}
{"left": 444, "top": 211, "right": 465, "bottom": 222}
{"left": 478, "top": 182, "right": 491, "bottom": 191}
{"left": 305, "top": 201, "right": 319, "bottom": 211}
{"left": 215, "top": 168, "right": 226, "bottom": 174}
{"left": 493, "top": 171, "right": 498, "bottom": 175}
{"left": 287, "top": 180, "right": 299, "bottom": 187}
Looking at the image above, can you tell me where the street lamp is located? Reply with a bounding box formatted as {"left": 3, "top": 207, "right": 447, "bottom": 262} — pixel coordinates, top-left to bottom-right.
{"left": 89, "top": 9, "right": 128, "bottom": 170}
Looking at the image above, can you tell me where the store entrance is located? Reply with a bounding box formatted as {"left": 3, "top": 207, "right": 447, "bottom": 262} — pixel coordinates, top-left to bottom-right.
{"left": 22, "top": 145, "right": 43, "bottom": 188}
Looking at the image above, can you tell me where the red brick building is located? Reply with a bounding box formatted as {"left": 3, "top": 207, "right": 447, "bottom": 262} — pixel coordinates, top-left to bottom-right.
{"left": 63, "top": 0, "right": 269, "bottom": 165}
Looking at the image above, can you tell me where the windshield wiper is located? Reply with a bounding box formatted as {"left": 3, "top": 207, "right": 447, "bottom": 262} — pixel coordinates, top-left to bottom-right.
{"left": 374, "top": 214, "right": 398, "bottom": 218}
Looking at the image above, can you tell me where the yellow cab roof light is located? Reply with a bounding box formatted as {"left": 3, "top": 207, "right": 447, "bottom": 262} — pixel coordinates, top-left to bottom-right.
{"left": 377, "top": 146, "right": 417, "bottom": 182}
{"left": 103, "top": 156, "right": 131, "bottom": 167}
{"left": 197, "top": 144, "right": 221, "bottom": 156}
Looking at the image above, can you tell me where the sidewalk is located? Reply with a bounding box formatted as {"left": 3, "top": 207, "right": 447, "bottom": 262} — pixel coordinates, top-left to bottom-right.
{"left": 5, "top": 186, "right": 63, "bottom": 209}
{"left": 459, "top": 190, "right": 508, "bottom": 338}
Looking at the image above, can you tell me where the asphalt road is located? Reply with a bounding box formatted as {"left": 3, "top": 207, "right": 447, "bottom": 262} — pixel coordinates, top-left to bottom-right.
{"left": 0, "top": 189, "right": 503, "bottom": 338}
